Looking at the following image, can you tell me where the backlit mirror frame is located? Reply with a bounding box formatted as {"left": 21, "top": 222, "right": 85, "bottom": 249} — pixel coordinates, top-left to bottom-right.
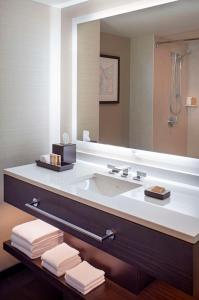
{"left": 71, "top": 0, "right": 199, "bottom": 175}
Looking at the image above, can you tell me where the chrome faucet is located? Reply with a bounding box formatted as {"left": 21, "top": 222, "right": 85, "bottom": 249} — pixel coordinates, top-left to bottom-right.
{"left": 133, "top": 171, "right": 147, "bottom": 181}
{"left": 107, "top": 164, "right": 121, "bottom": 174}
{"left": 107, "top": 164, "right": 131, "bottom": 177}
{"left": 121, "top": 167, "right": 131, "bottom": 177}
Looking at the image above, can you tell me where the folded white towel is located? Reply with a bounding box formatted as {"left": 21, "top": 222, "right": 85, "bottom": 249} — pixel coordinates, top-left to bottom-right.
{"left": 11, "top": 242, "right": 42, "bottom": 259}
{"left": 42, "top": 256, "right": 82, "bottom": 277}
{"left": 41, "top": 243, "right": 80, "bottom": 269}
{"left": 11, "top": 236, "right": 63, "bottom": 259}
{"left": 11, "top": 233, "right": 63, "bottom": 252}
{"left": 66, "top": 277, "right": 105, "bottom": 295}
{"left": 12, "top": 219, "right": 63, "bottom": 244}
{"left": 40, "top": 154, "right": 50, "bottom": 164}
{"left": 65, "top": 261, "right": 105, "bottom": 290}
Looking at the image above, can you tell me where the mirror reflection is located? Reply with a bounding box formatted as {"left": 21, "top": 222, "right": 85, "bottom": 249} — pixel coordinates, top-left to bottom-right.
{"left": 77, "top": 0, "right": 199, "bottom": 159}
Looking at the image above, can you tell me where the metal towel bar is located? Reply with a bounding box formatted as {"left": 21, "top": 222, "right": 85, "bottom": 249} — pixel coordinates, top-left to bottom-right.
{"left": 25, "top": 198, "right": 115, "bottom": 243}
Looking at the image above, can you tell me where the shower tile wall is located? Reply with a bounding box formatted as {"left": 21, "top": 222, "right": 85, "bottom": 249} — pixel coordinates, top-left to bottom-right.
{"left": 187, "top": 40, "right": 199, "bottom": 158}
{"left": 153, "top": 43, "right": 188, "bottom": 156}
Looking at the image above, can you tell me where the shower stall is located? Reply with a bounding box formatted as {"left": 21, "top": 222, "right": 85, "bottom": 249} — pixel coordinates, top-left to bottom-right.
{"left": 153, "top": 38, "right": 195, "bottom": 156}
{"left": 167, "top": 50, "right": 191, "bottom": 127}
{"left": 153, "top": 35, "right": 199, "bottom": 157}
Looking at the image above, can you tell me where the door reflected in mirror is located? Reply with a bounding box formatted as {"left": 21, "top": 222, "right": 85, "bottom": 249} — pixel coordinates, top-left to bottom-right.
{"left": 77, "top": 0, "right": 199, "bottom": 159}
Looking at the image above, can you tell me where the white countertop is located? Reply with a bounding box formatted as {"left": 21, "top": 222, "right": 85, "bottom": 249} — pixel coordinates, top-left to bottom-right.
{"left": 4, "top": 160, "right": 199, "bottom": 244}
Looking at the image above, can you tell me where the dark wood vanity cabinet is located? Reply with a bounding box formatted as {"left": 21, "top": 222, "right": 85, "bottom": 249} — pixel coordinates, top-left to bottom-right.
{"left": 4, "top": 174, "right": 199, "bottom": 297}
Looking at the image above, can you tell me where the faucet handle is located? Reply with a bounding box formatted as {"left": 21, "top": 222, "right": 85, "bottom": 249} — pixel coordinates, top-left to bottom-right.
{"left": 107, "top": 164, "right": 121, "bottom": 174}
{"left": 134, "top": 171, "right": 147, "bottom": 181}
{"left": 107, "top": 164, "right": 115, "bottom": 170}
{"left": 107, "top": 164, "right": 131, "bottom": 175}
{"left": 121, "top": 166, "right": 132, "bottom": 177}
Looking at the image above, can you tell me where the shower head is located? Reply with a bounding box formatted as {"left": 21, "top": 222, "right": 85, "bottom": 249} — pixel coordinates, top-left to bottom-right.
{"left": 180, "top": 49, "right": 192, "bottom": 59}
{"left": 171, "top": 50, "right": 192, "bottom": 63}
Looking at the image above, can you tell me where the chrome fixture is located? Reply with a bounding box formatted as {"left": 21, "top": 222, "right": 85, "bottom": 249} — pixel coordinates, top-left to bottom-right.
{"left": 156, "top": 37, "right": 199, "bottom": 47}
{"left": 107, "top": 164, "right": 131, "bottom": 177}
{"left": 26, "top": 199, "right": 115, "bottom": 243}
{"left": 168, "top": 115, "right": 177, "bottom": 127}
{"left": 121, "top": 167, "right": 131, "bottom": 178}
{"left": 107, "top": 164, "right": 122, "bottom": 174}
{"left": 133, "top": 171, "right": 147, "bottom": 181}
{"left": 30, "top": 198, "right": 40, "bottom": 207}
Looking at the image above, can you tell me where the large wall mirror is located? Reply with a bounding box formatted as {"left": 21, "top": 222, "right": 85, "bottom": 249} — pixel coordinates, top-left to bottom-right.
{"left": 77, "top": 0, "right": 199, "bottom": 159}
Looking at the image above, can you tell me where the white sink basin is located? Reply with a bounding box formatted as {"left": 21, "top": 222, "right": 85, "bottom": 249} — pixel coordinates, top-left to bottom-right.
{"left": 72, "top": 173, "right": 141, "bottom": 197}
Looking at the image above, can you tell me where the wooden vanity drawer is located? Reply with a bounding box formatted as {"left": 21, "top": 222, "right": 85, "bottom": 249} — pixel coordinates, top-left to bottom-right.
{"left": 4, "top": 175, "right": 118, "bottom": 244}
{"left": 4, "top": 174, "right": 196, "bottom": 296}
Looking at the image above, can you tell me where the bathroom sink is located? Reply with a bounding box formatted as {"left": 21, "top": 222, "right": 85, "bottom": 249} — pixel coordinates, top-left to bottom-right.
{"left": 72, "top": 173, "right": 141, "bottom": 197}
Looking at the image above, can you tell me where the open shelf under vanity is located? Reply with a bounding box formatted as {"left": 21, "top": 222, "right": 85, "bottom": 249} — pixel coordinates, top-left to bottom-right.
{"left": 3, "top": 240, "right": 136, "bottom": 300}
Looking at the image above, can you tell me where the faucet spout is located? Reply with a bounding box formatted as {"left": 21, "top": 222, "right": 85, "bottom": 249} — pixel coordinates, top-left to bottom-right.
{"left": 133, "top": 171, "right": 147, "bottom": 181}
{"left": 107, "top": 164, "right": 131, "bottom": 177}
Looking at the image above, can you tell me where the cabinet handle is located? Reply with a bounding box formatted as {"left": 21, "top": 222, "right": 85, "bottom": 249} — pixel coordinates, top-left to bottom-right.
{"left": 25, "top": 198, "right": 115, "bottom": 243}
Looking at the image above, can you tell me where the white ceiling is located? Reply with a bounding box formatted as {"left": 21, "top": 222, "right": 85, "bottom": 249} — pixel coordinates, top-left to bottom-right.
{"left": 32, "top": 0, "right": 88, "bottom": 8}
{"left": 100, "top": 0, "right": 199, "bottom": 40}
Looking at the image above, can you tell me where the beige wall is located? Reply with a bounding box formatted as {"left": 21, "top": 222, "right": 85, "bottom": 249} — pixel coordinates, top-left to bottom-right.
{"left": 0, "top": 204, "right": 34, "bottom": 271}
{"left": 153, "top": 43, "right": 188, "bottom": 156}
{"left": 187, "top": 41, "right": 199, "bottom": 158}
{"left": 129, "top": 34, "right": 154, "bottom": 150}
{"left": 100, "top": 32, "right": 130, "bottom": 147}
{"left": 0, "top": 0, "right": 59, "bottom": 270}
{"left": 77, "top": 20, "right": 100, "bottom": 141}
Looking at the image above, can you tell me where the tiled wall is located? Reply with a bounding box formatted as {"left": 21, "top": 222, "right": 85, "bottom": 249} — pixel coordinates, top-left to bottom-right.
{"left": 153, "top": 43, "right": 188, "bottom": 156}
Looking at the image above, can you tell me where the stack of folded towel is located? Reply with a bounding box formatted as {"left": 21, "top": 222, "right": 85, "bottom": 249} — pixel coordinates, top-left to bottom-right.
{"left": 65, "top": 261, "right": 105, "bottom": 295}
{"left": 11, "top": 219, "right": 63, "bottom": 259}
{"left": 41, "top": 242, "right": 82, "bottom": 277}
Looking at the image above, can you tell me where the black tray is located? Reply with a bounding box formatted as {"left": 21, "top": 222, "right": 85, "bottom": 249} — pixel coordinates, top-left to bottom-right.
{"left": 144, "top": 189, "right": 170, "bottom": 200}
{"left": 36, "top": 160, "right": 74, "bottom": 172}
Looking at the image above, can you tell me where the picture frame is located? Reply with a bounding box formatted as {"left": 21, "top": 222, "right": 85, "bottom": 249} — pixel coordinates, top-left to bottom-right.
{"left": 99, "top": 54, "right": 120, "bottom": 104}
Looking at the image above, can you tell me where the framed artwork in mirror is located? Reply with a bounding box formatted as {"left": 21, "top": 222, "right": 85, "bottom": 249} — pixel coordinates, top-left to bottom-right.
{"left": 99, "top": 55, "right": 120, "bottom": 104}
